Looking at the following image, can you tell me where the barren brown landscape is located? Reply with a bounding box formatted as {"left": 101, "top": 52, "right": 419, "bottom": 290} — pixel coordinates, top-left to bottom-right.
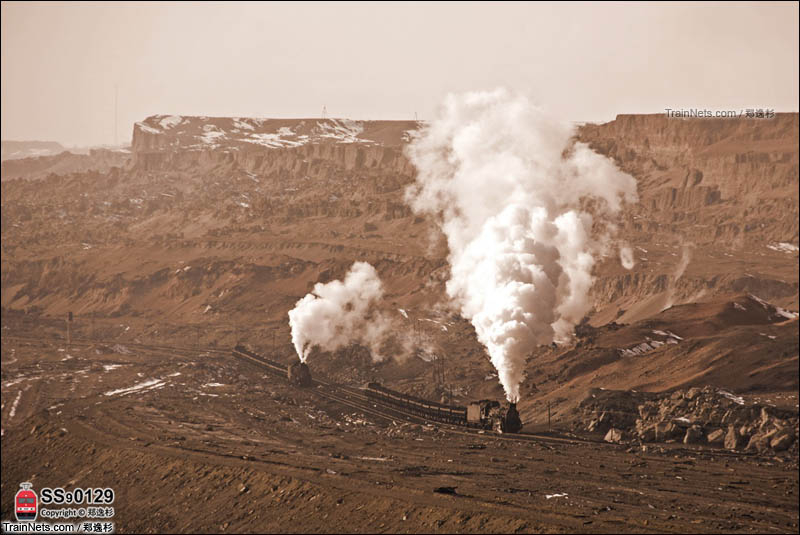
{"left": 2, "top": 2, "right": 799, "bottom": 534}
{"left": 2, "top": 110, "right": 798, "bottom": 533}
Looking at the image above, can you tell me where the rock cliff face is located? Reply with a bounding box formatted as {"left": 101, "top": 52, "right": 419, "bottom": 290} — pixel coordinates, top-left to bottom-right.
{"left": 577, "top": 113, "right": 799, "bottom": 248}
{"left": 2, "top": 113, "right": 797, "bottom": 409}
{"left": 1, "top": 140, "right": 65, "bottom": 161}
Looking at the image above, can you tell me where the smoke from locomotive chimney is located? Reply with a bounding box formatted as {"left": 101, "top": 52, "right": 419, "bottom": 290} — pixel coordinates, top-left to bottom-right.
{"left": 405, "top": 89, "right": 637, "bottom": 402}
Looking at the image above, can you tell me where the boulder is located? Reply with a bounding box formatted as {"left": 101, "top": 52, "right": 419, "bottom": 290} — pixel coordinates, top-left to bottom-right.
{"left": 724, "top": 426, "right": 742, "bottom": 450}
{"left": 746, "top": 429, "right": 778, "bottom": 453}
{"left": 604, "top": 428, "right": 625, "bottom": 444}
{"left": 635, "top": 420, "right": 656, "bottom": 442}
{"left": 706, "top": 428, "right": 725, "bottom": 445}
{"left": 686, "top": 387, "right": 703, "bottom": 400}
{"left": 655, "top": 421, "right": 681, "bottom": 441}
{"left": 683, "top": 425, "right": 704, "bottom": 445}
{"left": 770, "top": 430, "right": 795, "bottom": 452}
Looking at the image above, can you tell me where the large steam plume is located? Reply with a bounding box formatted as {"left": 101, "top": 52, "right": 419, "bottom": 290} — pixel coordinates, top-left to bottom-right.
{"left": 405, "top": 89, "right": 637, "bottom": 402}
{"left": 288, "top": 262, "right": 392, "bottom": 363}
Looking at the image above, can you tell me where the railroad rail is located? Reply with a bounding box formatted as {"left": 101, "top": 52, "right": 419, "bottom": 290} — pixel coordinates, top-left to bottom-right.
{"left": 231, "top": 345, "right": 593, "bottom": 446}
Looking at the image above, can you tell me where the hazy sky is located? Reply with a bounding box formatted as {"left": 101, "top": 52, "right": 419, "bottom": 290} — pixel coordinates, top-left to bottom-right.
{"left": 2, "top": 1, "right": 798, "bottom": 147}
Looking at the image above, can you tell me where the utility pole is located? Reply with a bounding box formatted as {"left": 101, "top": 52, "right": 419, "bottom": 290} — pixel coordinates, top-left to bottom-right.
{"left": 322, "top": 105, "right": 327, "bottom": 119}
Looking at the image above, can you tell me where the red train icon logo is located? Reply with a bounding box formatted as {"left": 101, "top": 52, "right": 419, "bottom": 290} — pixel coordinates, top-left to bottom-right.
{"left": 15, "top": 482, "right": 37, "bottom": 522}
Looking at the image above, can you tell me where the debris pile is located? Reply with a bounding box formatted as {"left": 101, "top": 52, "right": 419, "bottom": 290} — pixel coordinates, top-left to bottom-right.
{"left": 579, "top": 386, "right": 798, "bottom": 453}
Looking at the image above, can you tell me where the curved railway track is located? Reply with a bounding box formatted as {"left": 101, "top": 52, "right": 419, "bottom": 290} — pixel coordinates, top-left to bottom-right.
{"left": 231, "top": 346, "right": 595, "bottom": 446}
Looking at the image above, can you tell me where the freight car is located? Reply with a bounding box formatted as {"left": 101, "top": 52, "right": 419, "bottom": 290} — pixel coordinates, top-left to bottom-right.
{"left": 364, "top": 382, "right": 522, "bottom": 433}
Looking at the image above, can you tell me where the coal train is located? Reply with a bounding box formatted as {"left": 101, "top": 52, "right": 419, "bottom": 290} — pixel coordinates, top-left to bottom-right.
{"left": 233, "top": 345, "right": 314, "bottom": 387}
{"left": 231, "top": 345, "right": 522, "bottom": 433}
{"left": 364, "top": 382, "right": 522, "bottom": 433}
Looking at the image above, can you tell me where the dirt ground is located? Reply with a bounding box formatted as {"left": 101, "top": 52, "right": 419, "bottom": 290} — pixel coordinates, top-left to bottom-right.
{"left": 2, "top": 335, "right": 797, "bottom": 533}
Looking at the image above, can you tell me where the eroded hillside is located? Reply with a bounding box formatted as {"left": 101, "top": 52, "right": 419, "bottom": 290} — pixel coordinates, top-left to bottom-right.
{"left": 2, "top": 114, "right": 797, "bottom": 413}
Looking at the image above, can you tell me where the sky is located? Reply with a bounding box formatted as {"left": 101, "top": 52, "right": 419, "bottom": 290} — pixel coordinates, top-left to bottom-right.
{"left": 2, "top": 1, "right": 798, "bottom": 147}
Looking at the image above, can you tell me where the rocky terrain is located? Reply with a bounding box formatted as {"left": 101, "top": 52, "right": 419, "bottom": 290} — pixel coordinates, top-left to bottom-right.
{"left": 1, "top": 140, "right": 65, "bottom": 161}
{"left": 2, "top": 113, "right": 798, "bottom": 532}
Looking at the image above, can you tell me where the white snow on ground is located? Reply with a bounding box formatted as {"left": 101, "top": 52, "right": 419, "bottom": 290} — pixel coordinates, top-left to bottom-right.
{"left": 718, "top": 389, "right": 745, "bottom": 405}
{"left": 734, "top": 302, "right": 746, "bottom": 311}
{"left": 104, "top": 378, "right": 165, "bottom": 397}
{"left": 397, "top": 308, "right": 408, "bottom": 319}
{"left": 103, "top": 364, "right": 122, "bottom": 372}
{"left": 136, "top": 122, "right": 161, "bottom": 134}
{"left": 8, "top": 390, "right": 23, "bottom": 419}
{"left": 3, "top": 377, "right": 27, "bottom": 388}
{"left": 158, "top": 115, "right": 183, "bottom": 129}
{"left": 749, "top": 294, "right": 799, "bottom": 320}
{"left": 621, "top": 331, "right": 682, "bottom": 356}
{"left": 314, "top": 119, "right": 365, "bottom": 143}
{"left": 767, "top": 242, "right": 799, "bottom": 253}
{"left": 243, "top": 133, "right": 305, "bottom": 148}
{"left": 202, "top": 382, "right": 225, "bottom": 387}
{"left": 545, "top": 493, "right": 568, "bottom": 499}
{"left": 200, "top": 127, "right": 226, "bottom": 145}
{"left": 232, "top": 118, "right": 255, "bottom": 131}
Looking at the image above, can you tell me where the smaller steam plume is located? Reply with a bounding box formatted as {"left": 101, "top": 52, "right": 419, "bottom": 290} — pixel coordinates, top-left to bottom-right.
{"left": 619, "top": 245, "right": 636, "bottom": 270}
{"left": 663, "top": 242, "right": 693, "bottom": 310}
{"left": 288, "top": 262, "right": 393, "bottom": 363}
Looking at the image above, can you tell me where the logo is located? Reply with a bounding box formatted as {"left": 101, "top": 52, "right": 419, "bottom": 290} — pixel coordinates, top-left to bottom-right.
{"left": 14, "top": 482, "right": 38, "bottom": 522}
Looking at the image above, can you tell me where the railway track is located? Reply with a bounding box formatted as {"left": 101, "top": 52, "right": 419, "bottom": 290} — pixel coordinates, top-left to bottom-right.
{"left": 231, "top": 346, "right": 594, "bottom": 446}
{"left": 4, "top": 334, "right": 593, "bottom": 446}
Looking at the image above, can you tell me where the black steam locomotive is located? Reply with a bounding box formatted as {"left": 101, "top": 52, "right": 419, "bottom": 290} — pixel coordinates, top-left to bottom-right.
{"left": 364, "top": 382, "right": 522, "bottom": 433}
{"left": 232, "top": 345, "right": 522, "bottom": 433}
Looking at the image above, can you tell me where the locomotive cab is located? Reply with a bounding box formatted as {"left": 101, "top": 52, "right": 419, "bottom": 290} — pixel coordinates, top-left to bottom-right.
{"left": 287, "top": 361, "right": 313, "bottom": 387}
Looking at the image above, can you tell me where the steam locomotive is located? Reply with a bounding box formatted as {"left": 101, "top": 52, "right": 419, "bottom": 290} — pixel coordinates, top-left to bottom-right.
{"left": 364, "top": 382, "right": 522, "bottom": 433}
{"left": 231, "top": 345, "right": 521, "bottom": 433}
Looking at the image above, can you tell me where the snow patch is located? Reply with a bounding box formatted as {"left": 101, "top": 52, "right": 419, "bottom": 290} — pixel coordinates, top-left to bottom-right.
{"left": 136, "top": 122, "right": 161, "bottom": 134}
{"left": 104, "top": 378, "right": 165, "bottom": 397}
{"left": 718, "top": 389, "right": 745, "bottom": 405}
{"left": 158, "top": 115, "right": 183, "bottom": 129}
{"left": 767, "top": 242, "right": 799, "bottom": 253}
{"left": 8, "top": 391, "right": 23, "bottom": 419}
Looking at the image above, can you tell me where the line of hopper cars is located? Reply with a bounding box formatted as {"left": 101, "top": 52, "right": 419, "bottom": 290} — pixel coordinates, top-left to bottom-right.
{"left": 364, "top": 382, "right": 522, "bottom": 433}
{"left": 232, "top": 345, "right": 522, "bottom": 433}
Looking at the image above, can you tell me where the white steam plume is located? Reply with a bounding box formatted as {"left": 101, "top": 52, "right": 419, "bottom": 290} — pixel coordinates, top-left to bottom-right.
{"left": 619, "top": 245, "right": 636, "bottom": 270}
{"left": 288, "top": 262, "right": 391, "bottom": 362}
{"left": 405, "top": 89, "right": 637, "bottom": 402}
